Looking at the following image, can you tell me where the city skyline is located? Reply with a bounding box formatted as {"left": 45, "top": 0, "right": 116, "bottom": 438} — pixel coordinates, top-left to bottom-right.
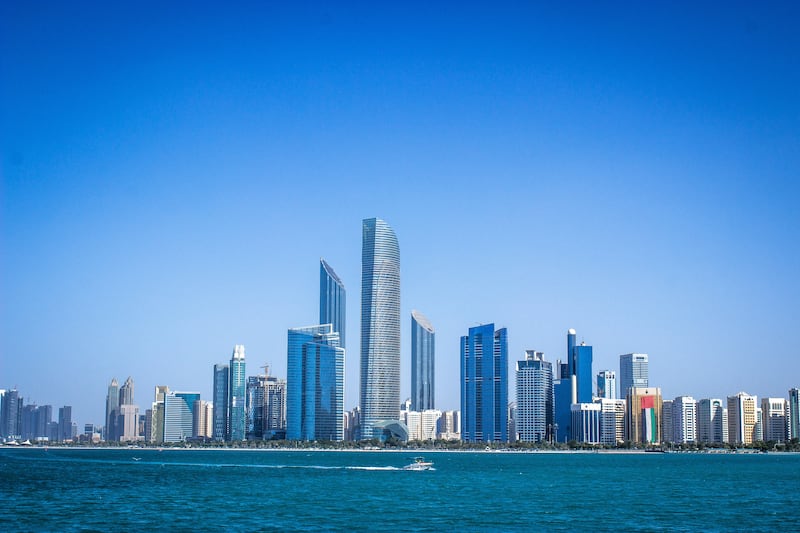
{"left": 2, "top": 5, "right": 799, "bottom": 426}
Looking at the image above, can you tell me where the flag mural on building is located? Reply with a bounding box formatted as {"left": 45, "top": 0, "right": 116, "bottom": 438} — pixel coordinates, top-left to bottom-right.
{"left": 641, "top": 395, "right": 658, "bottom": 444}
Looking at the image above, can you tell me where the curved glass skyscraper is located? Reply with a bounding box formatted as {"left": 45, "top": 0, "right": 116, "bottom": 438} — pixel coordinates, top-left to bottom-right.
{"left": 411, "top": 310, "right": 435, "bottom": 412}
{"left": 360, "top": 218, "right": 400, "bottom": 439}
{"left": 320, "top": 259, "right": 346, "bottom": 349}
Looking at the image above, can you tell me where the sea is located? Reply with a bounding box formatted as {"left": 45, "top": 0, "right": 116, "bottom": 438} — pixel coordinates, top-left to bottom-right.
{"left": 2, "top": 448, "right": 799, "bottom": 531}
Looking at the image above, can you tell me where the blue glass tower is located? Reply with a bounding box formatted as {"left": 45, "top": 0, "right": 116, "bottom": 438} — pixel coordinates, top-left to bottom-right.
{"left": 411, "top": 310, "right": 435, "bottom": 412}
{"left": 212, "top": 364, "right": 229, "bottom": 441}
{"left": 460, "top": 323, "right": 508, "bottom": 443}
{"left": 320, "top": 259, "right": 346, "bottom": 349}
{"left": 287, "top": 324, "right": 345, "bottom": 441}
{"left": 574, "top": 343, "right": 593, "bottom": 403}
{"left": 228, "top": 345, "right": 246, "bottom": 441}
{"left": 360, "top": 218, "right": 400, "bottom": 439}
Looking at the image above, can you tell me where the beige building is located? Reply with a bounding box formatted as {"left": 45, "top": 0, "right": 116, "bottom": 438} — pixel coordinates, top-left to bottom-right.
{"left": 625, "top": 387, "right": 663, "bottom": 444}
{"left": 727, "top": 392, "right": 757, "bottom": 445}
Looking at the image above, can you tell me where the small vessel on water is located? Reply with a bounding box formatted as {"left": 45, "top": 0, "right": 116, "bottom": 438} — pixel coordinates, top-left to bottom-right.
{"left": 403, "top": 457, "right": 434, "bottom": 471}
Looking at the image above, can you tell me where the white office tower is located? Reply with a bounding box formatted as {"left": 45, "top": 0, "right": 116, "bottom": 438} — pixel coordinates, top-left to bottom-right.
{"left": 672, "top": 396, "right": 697, "bottom": 444}
{"left": 697, "top": 399, "right": 725, "bottom": 444}
{"left": 420, "top": 410, "right": 442, "bottom": 441}
{"left": 598, "top": 398, "right": 625, "bottom": 445}
{"left": 727, "top": 392, "right": 757, "bottom": 445}
{"left": 596, "top": 370, "right": 616, "bottom": 400}
{"left": 761, "top": 398, "right": 787, "bottom": 443}
{"left": 515, "top": 351, "right": 554, "bottom": 443}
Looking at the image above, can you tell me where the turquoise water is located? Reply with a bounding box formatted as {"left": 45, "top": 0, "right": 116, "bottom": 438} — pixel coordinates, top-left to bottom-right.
{"left": 2, "top": 448, "right": 799, "bottom": 531}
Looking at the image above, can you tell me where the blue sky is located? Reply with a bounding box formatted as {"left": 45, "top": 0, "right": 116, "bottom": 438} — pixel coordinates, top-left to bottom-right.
{"left": 2, "top": 3, "right": 799, "bottom": 427}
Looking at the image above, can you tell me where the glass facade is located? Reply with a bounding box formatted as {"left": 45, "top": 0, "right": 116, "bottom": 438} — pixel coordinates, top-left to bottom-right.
{"left": 411, "top": 310, "right": 435, "bottom": 412}
{"left": 287, "top": 324, "right": 344, "bottom": 441}
{"left": 212, "top": 364, "right": 229, "bottom": 441}
{"left": 105, "top": 378, "right": 119, "bottom": 442}
{"left": 360, "top": 218, "right": 400, "bottom": 439}
{"left": 790, "top": 388, "right": 800, "bottom": 440}
{"left": 460, "top": 323, "right": 508, "bottom": 443}
{"left": 515, "top": 351, "right": 553, "bottom": 442}
{"left": 229, "top": 345, "right": 247, "bottom": 441}
{"left": 573, "top": 344, "right": 593, "bottom": 404}
{"left": 597, "top": 370, "right": 616, "bottom": 400}
{"left": 320, "top": 259, "right": 346, "bottom": 349}
{"left": 163, "top": 392, "right": 200, "bottom": 443}
{"left": 619, "top": 353, "right": 649, "bottom": 397}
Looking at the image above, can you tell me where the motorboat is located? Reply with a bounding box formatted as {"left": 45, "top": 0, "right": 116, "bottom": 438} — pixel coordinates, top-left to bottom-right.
{"left": 403, "top": 456, "right": 434, "bottom": 471}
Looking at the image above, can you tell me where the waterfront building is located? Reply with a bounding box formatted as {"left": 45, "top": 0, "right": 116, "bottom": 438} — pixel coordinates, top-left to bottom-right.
{"left": 320, "top": 259, "right": 346, "bottom": 349}
{"left": 212, "top": 364, "right": 229, "bottom": 441}
{"left": 597, "top": 370, "right": 616, "bottom": 400}
{"left": 411, "top": 310, "right": 435, "bottom": 412}
{"left": 120, "top": 404, "right": 140, "bottom": 442}
{"left": 461, "top": 323, "right": 508, "bottom": 443}
{"left": 163, "top": 392, "right": 200, "bottom": 443}
{"left": 193, "top": 400, "right": 212, "bottom": 439}
{"left": 287, "top": 324, "right": 345, "bottom": 441}
{"left": 598, "top": 398, "right": 626, "bottom": 445}
{"left": 263, "top": 373, "right": 287, "bottom": 439}
{"left": 105, "top": 378, "right": 119, "bottom": 442}
{"left": 150, "top": 385, "right": 169, "bottom": 444}
{"left": 697, "top": 398, "right": 725, "bottom": 444}
{"left": 761, "top": 398, "right": 787, "bottom": 442}
{"left": 360, "top": 217, "right": 401, "bottom": 439}
{"left": 1, "top": 389, "right": 22, "bottom": 439}
{"left": 662, "top": 400, "right": 674, "bottom": 443}
{"left": 515, "top": 350, "right": 553, "bottom": 443}
{"left": 789, "top": 388, "right": 800, "bottom": 440}
{"left": 755, "top": 407, "right": 764, "bottom": 442}
{"left": 625, "top": 387, "right": 662, "bottom": 444}
{"left": 119, "top": 376, "right": 134, "bottom": 406}
{"left": 246, "top": 375, "right": 267, "bottom": 440}
{"left": 672, "top": 396, "right": 697, "bottom": 444}
{"left": 58, "top": 406, "right": 72, "bottom": 442}
{"left": 229, "top": 345, "right": 247, "bottom": 441}
{"left": 619, "top": 354, "right": 648, "bottom": 397}
{"left": 727, "top": 392, "right": 757, "bottom": 445}
{"left": 573, "top": 342, "right": 593, "bottom": 404}
{"left": 438, "top": 410, "right": 461, "bottom": 440}
{"left": 553, "top": 375, "right": 572, "bottom": 442}
{"left": 571, "top": 403, "right": 601, "bottom": 444}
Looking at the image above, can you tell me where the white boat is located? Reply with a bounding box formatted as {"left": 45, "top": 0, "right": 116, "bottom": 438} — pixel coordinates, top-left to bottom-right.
{"left": 403, "top": 456, "right": 434, "bottom": 471}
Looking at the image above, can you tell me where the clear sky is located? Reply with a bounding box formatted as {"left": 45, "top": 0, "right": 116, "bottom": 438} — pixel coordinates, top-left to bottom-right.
{"left": 2, "top": 3, "right": 799, "bottom": 428}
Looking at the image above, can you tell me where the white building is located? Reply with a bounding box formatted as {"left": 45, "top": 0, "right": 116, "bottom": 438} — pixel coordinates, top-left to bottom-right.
{"left": 598, "top": 398, "right": 625, "bottom": 445}
{"left": 697, "top": 398, "right": 725, "bottom": 444}
{"left": 596, "top": 370, "right": 616, "bottom": 400}
{"left": 515, "top": 351, "right": 553, "bottom": 443}
{"left": 437, "top": 410, "right": 460, "bottom": 440}
{"left": 672, "top": 396, "right": 697, "bottom": 444}
{"left": 119, "top": 404, "right": 140, "bottom": 442}
{"left": 761, "top": 398, "right": 787, "bottom": 443}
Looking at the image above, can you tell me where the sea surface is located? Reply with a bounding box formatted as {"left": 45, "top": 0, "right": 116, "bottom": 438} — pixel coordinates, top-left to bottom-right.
{"left": 2, "top": 448, "right": 799, "bottom": 531}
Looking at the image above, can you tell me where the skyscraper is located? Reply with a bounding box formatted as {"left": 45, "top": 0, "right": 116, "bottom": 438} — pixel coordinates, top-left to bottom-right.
{"left": 789, "top": 388, "right": 800, "bottom": 440}
{"left": 625, "top": 387, "right": 663, "bottom": 444}
{"left": 212, "top": 364, "right": 229, "bottom": 441}
{"left": 119, "top": 376, "right": 135, "bottom": 406}
{"left": 287, "top": 324, "right": 345, "bottom": 441}
{"left": 461, "top": 323, "right": 508, "bottom": 443}
{"left": 573, "top": 342, "right": 593, "bottom": 404}
{"left": 761, "top": 398, "right": 787, "bottom": 443}
{"left": 515, "top": 350, "right": 553, "bottom": 443}
{"left": 697, "top": 398, "right": 725, "bottom": 444}
{"left": 597, "top": 370, "right": 616, "bottom": 400}
{"left": 672, "top": 396, "right": 697, "bottom": 444}
{"left": 105, "top": 378, "right": 119, "bottom": 442}
{"left": 150, "top": 385, "right": 169, "bottom": 444}
{"left": 58, "top": 406, "right": 72, "bottom": 442}
{"left": 411, "top": 310, "right": 435, "bottom": 412}
{"left": 229, "top": 345, "right": 247, "bottom": 441}
{"left": 163, "top": 392, "right": 200, "bottom": 443}
{"left": 360, "top": 217, "right": 400, "bottom": 439}
{"left": 727, "top": 392, "right": 757, "bottom": 445}
{"left": 0, "top": 389, "right": 22, "bottom": 439}
{"left": 320, "top": 259, "right": 346, "bottom": 349}
{"left": 619, "top": 353, "right": 649, "bottom": 396}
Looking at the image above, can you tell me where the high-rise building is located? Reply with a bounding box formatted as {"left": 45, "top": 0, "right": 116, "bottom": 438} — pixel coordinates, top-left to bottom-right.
{"left": 120, "top": 404, "right": 140, "bottom": 442}
{"left": 119, "top": 376, "right": 135, "bottom": 406}
{"left": 263, "top": 373, "right": 287, "bottom": 440}
{"left": 437, "top": 410, "right": 461, "bottom": 440}
{"left": 625, "top": 387, "right": 662, "bottom": 444}
{"left": 672, "top": 396, "right": 697, "bottom": 444}
{"left": 571, "top": 403, "right": 601, "bottom": 443}
{"left": 105, "top": 378, "right": 120, "bottom": 442}
{"left": 789, "top": 388, "right": 800, "bottom": 440}
{"left": 597, "top": 370, "right": 616, "bottom": 400}
{"left": 360, "top": 217, "right": 400, "bottom": 439}
{"left": 163, "top": 392, "right": 200, "bottom": 443}
{"left": 761, "top": 398, "right": 787, "bottom": 443}
{"left": 229, "top": 345, "right": 247, "bottom": 441}
{"left": 697, "top": 398, "right": 725, "bottom": 444}
{"left": 212, "top": 364, "right": 229, "bottom": 441}
{"left": 320, "top": 259, "right": 346, "bottom": 349}
{"left": 598, "top": 398, "right": 626, "bottom": 445}
{"left": 58, "top": 406, "right": 72, "bottom": 442}
{"left": 619, "top": 354, "right": 649, "bottom": 397}
{"left": 662, "top": 400, "right": 674, "bottom": 443}
{"left": 1, "top": 389, "right": 22, "bottom": 439}
{"left": 727, "top": 392, "right": 757, "bottom": 445}
{"left": 150, "top": 385, "right": 169, "bottom": 444}
{"left": 287, "top": 324, "right": 345, "bottom": 441}
{"left": 411, "top": 310, "right": 435, "bottom": 412}
{"left": 246, "top": 375, "right": 267, "bottom": 440}
{"left": 573, "top": 342, "right": 593, "bottom": 404}
{"left": 515, "top": 350, "right": 554, "bottom": 443}
{"left": 461, "top": 323, "right": 508, "bottom": 443}
{"left": 193, "top": 400, "right": 212, "bottom": 439}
